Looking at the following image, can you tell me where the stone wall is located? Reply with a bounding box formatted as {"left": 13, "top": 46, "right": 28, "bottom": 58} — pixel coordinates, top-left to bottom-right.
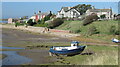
{"left": 2, "top": 25, "right": 79, "bottom": 37}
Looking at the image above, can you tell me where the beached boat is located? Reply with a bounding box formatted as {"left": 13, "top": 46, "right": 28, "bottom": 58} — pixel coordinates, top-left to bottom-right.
{"left": 49, "top": 41, "right": 86, "bottom": 56}
{"left": 112, "top": 38, "right": 120, "bottom": 43}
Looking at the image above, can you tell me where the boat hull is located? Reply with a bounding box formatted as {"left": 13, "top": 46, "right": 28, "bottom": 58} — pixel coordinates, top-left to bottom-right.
{"left": 49, "top": 46, "right": 86, "bottom": 55}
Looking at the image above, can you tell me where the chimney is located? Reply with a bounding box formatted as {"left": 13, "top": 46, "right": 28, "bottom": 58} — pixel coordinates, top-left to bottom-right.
{"left": 50, "top": 11, "right": 52, "bottom": 14}
{"left": 34, "top": 12, "right": 36, "bottom": 15}
{"left": 38, "top": 11, "right": 41, "bottom": 14}
{"left": 92, "top": 6, "right": 95, "bottom": 9}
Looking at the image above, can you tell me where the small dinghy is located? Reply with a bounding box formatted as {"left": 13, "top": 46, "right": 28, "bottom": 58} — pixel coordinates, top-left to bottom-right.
{"left": 49, "top": 41, "right": 86, "bottom": 56}
{"left": 112, "top": 38, "right": 120, "bottom": 43}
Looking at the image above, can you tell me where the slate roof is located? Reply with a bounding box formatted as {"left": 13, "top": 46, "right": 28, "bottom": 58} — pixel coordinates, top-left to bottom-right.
{"left": 37, "top": 12, "right": 49, "bottom": 16}
{"left": 88, "top": 9, "right": 112, "bottom": 12}
{"left": 62, "top": 7, "right": 70, "bottom": 12}
{"left": 59, "top": 7, "right": 75, "bottom": 12}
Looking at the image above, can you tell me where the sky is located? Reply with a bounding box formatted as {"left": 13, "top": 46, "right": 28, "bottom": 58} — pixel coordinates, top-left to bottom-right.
{"left": 1, "top": 2, "right": 119, "bottom": 19}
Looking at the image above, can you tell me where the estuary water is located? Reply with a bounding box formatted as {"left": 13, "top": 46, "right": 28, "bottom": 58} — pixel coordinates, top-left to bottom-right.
{"left": 0, "top": 46, "right": 32, "bottom": 65}
{"left": 0, "top": 21, "right": 8, "bottom": 23}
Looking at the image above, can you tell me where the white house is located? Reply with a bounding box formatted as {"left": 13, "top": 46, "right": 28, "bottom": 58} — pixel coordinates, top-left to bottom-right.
{"left": 8, "top": 18, "right": 15, "bottom": 23}
{"left": 56, "top": 7, "right": 81, "bottom": 18}
{"left": 86, "top": 6, "right": 113, "bottom": 19}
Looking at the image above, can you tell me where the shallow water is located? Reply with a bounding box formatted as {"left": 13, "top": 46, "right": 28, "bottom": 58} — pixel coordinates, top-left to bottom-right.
{"left": 0, "top": 46, "right": 25, "bottom": 49}
{"left": 0, "top": 46, "right": 32, "bottom": 65}
{"left": 0, "top": 21, "right": 8, "bottom": 23}
{"left": 0, "top": 51, "right": 32, "bottom": 65}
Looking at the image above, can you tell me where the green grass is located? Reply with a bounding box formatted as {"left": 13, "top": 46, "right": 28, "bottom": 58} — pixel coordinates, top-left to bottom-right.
{"left": 56, "top": 20, "right": 118, "bottom": 43}
{"left": 82, "top": 51, "right": 118, "bottom": 65}
{"left": 34, "top": 23, "right": 48, "bottom": 27}
{"left": 53, "top": 45, "right": 118, "bottom": 65}
{"left": 56, "top": 20, "right": 118, "bottom": 34}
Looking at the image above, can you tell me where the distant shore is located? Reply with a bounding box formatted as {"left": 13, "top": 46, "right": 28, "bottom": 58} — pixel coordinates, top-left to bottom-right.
{"left": 2, "top": 24, "right": 80, "bottom": 38}
{"left": 0, "top": 19, "right": 8, "bottom": 21}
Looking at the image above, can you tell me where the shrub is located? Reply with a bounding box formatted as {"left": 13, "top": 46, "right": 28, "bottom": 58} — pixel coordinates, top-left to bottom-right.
{"left": 100, "top": 14, "right": 106, "bottom": 19}
{"left": 88, "top": 26, "right": 99, "bottom": 36}
{"left": 109, "top": 25, "right": 120, "bottom": 35}
{"left": 37, "top": 19, "right": 41, "bottom": 24}
{"left": 34, "top": 23, "right": 48, "bottom": 27}
{"left": 71, "top": 29, "right": 81, "bottom": 33}
{"left": 15, "top": 22, "right": 24, "bottom": 27}
{"left": 109, "top": 25, "right": 116, "bottom": 35}
{"left": 116, "top": 15, "right": 120, "bottom": 20}
{"left": 27, "top": 19, "right": 36, "bottom": 26}
{"left": 115, "top": 30, "right": 120, "bottom": 35}
{"left": 44, "top": 16, "right": 50, "bottom": 21}
{"left": 48, "top": 18, "right": 64, "bottom": 29}
{"left": 83, "top": 14, "right": 99, "bottom": 26}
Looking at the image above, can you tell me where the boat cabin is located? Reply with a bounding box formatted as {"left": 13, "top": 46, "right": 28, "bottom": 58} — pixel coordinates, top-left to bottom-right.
{"left": 52, "top": 41, "right": 80, "bottom": 51}
{"left": 71, "top": 41, "right": 79, "bottom": 47}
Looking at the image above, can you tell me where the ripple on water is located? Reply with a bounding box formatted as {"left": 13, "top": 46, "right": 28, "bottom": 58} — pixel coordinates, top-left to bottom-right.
{"left": 0, "top": 46, "right": 25, "bottom": 49}
{"left": 0, "top": 46, "right": 32, "bottom": 65}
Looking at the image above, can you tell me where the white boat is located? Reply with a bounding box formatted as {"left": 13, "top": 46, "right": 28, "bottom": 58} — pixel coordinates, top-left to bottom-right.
{"left": 49, "top": 41, "right": 86, "bottom": 56}
{"left": 112, "top": 38, "right": 120, "bottom": 43}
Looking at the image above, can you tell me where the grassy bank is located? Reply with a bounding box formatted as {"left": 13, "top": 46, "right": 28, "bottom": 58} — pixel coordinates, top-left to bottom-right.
{"left": 22, "top": 42, "right": 118, "bottom": 65}
{"left": 56, "top": 20, "right": 118, "bottom": 43}
{"left": 56, "top": 20, "right": 118, "bottom": 34}
{"left": 51, "top": 45, "right": 118, "bottom": 65}
{"left": 23, "top": 42, "right": 118, "bottom": 65}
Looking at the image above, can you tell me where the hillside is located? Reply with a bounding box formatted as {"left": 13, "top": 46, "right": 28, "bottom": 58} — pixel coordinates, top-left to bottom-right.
{"left": 56, "top": 20, "right": 118, "bottom": 43}
{"left": 56, "top": 20, "right": 118, "bottom": 34}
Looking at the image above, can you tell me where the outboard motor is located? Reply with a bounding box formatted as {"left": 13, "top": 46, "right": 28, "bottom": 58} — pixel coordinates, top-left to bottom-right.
{"left": 71, "top": 41, "right": 79, "bottom": 47}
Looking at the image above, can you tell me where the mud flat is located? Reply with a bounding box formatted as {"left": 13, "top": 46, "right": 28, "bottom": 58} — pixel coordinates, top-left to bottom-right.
{"left": 2, "top": 28, "right": 71, "bottom": 65}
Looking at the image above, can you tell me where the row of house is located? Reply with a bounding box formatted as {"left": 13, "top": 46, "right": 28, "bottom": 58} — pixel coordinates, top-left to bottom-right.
{"left": 30, "top": 11, "right": 51, "bottom": 22}
{"left": 8, "top": 5, "right": 117, "bottom": 24}
{"left": 8, "top": 11, "right": 51, "bottom": 23}
{"left": 56, "top": 6, "right": 116, "bottom": 20}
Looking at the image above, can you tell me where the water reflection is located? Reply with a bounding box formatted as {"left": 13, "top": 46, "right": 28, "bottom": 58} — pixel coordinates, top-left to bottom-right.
{"left": 0, "top": 46, "right": 32, "bottom": 65}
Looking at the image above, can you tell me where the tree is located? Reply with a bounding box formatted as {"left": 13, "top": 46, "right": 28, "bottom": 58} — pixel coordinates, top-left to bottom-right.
{"left": 37, "top": 19, "right": 41, "bottom": 24}
{"left": 73, "top": 4, "right": 92, "bottom": 15}
{"left": 27, "top": 19, "right": 36, "bottom": 26}
{"left": 44, "top": 16, "right": 50, "bottom": 21}
{"left": 83, "top": 14, "right": 99, "bottom": 26}
{"left": 100, "top": 14, "right": 106, "bottom": 19}
{"left": 48, "top": 18, "right": 64, "bottom": 29}
{"left": 47, "top": 11, "right": 52, "bottom": 17}
{"left": 116, "top": 14, "right": 120, "bottom": 20}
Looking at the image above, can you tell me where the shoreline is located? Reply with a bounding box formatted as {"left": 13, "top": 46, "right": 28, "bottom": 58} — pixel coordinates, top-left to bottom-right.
{"left": 0, "top": 54, "right": 7, "bottom": 59}
{"left": 1, "top": 24, "right": 118, "bottom": 65}
{"left": 2, "top": 24, "right": 80, "bottom": 38}
{"left": 2, "top": 27, "right": 72, "bottom": 65}
{"left": 17, "top": 48, "right": 57, "bottom": 65}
